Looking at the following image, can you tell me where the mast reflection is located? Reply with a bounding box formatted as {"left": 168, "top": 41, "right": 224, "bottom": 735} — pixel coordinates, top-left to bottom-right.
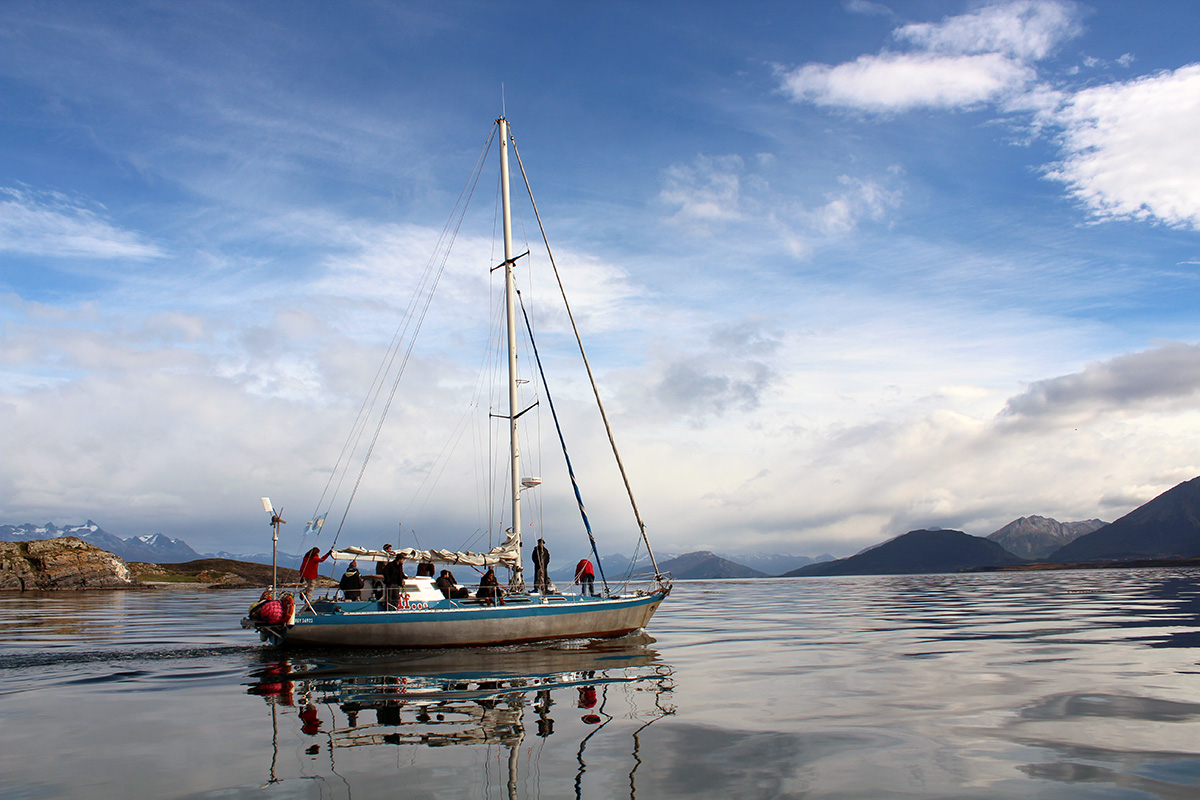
{"left": 246, "top": 635, "right": 674, "bottom": 798}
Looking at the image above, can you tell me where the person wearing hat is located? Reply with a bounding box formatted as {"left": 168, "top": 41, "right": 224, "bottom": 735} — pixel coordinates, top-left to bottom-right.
{"left": 339, "top": 560, "right": 364, "bottom": 600}
{"left": 532, "top": 538, "right": 551, "bottom": 593}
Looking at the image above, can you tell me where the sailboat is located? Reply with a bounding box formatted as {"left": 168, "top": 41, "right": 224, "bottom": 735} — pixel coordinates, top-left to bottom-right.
{"left": 242, "top": 116, "right": 671, "bottom": 648}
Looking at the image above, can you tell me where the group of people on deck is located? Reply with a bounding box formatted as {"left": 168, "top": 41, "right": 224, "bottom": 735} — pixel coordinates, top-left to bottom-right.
{"left": 302, "top": 538, "right": 598, "bottom": 603}
{"left": 533, "top": 538, "right": 596, "bottom": 596}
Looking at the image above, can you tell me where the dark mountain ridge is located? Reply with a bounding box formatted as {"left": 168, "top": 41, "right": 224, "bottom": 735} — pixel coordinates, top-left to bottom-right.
{"left": 1048, "top": 476, "right": 1200, "bottom": 562}
{"left": 786, "top": 529, "right": 1027, "bottom": 577}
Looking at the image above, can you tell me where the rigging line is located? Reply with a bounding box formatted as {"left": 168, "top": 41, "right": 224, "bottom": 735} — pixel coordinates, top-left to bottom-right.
{"left": 524, "top": 250, "right": 546, "bottom": 543}
{"left": 313, "top": 128, "right": 499, "bottom": 527}
{"left": 484, "top": 177, "right": 508, "bottom": 548}
{"left": 332, "top": 234, "right": 454, "bottom": 546}
{"left": 329, "top": 134, "right": 490, "bottom": 518}
{"left": 402, "top": 401, "right": 477, "bottom": 522}
{"left": 489, "top": 275, "right": 509, "bottom": 546}
{"left": 481, "top": 285, "right": 503, "bottom": 547}
{"left": 313, "top": 129, "right": 498, "bottom": 535}
{"left": 465, "top": 315, "right": 499, "bottom": 543}
{"left": 330, "top": 125, "right": 496, "bottom": 548}
{"left": 509, "top": 133, "right": 664, "bottom": 581}
{"left": 518, "top": 291, "right": 610, "bottom": 592}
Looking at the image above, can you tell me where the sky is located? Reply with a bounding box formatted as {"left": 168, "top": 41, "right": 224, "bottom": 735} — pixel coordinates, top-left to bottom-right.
{"left": 2, "top": 0, "right": 1200, "bottom": 562}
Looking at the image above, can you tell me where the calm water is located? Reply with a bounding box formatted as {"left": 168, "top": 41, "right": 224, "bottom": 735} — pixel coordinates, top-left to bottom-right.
{"left": 4, "top": 571, "right": 1200, "bottom": 798}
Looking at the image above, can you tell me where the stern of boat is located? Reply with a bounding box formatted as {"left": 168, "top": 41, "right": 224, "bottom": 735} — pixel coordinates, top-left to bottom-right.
{"left": 241, "top": 616, "right": 288, "bottom": 646}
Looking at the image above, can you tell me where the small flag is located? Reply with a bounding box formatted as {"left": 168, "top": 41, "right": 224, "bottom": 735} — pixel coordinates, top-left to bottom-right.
{"left": 304, "top": 513, "right": 327, "bottom": 536}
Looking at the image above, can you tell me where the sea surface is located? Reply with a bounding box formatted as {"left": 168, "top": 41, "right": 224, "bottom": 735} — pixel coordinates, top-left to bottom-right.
{"left": 4, "top": 570, "right": 1200, "bottom": 799}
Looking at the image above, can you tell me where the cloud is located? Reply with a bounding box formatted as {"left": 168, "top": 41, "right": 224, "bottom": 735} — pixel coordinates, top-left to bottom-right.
{"left": 627, "top": 318, "right": 782, "bottom": 424}
{"left": 781, "top": 52, "right": 1035, "bottom": 111}
{"left": 659, "top": 155, "right": 744, "bottom": 227}
{"left": 811, "top": 176, "right": 899, "bottom": 235}
{"left": 778, "top": 1, "right": 1081, "bottom": 112}
{"left": 652, "top": 359, "right": 774, "bottom": 421}
{"left": 659, "top": 157, "right": 900, "bottom": 256}
{"left": 1044, "top": 64, "right": 1200, "bottom": 229}
{"left": 1000, "top": 343, "right": 1200, "bottom": 425}
{"left": 894, "top": 0, "right": 1081, "bottom": 61}
{"left": 843, "top": 0, "right": 897, "bottom": 19}
{"left": 0, "top": 187, "right": 165, "bottom": 260}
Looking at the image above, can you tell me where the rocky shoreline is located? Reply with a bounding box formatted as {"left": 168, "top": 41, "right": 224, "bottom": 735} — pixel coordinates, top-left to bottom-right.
{"left": 0, "top": 537, "right": 321, "bottom": 591}
{"left": 0, "top": 537, "right": 137, "bottom": 590}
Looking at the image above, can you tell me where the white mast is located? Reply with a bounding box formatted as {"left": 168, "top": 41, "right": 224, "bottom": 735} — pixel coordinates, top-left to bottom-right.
{"left": 498, "top": 117, "right": 522, "bottom": 559}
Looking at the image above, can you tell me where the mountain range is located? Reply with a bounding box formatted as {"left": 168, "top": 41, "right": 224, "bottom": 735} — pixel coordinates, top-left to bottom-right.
{"left": 785, "top": 475, "right": 1200, "bottom": 577}
{"left": 7, "top": 475, "right": 1200, "bottom": 579}
{"left": 0, "top": 521, "right": 203, "bottom": 564}
{"left": 786, "top": 529, "right": 1028, "bottom": 577}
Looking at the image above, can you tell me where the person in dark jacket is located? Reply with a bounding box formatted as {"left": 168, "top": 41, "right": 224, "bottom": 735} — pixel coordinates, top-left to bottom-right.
{"left": 339, "top": 561, "right": 364, "bottom": 600}
{"left": 476, "top": 566, "right": 504, "bottom": 605}
{"left": 532, "top": 538, "right": 551, "bottom": 593}
{"left": 436, "top": 569, "right": 468, "bottom": 599}
{"left": 382, "top": 553, "right": 407, "bottom": 609}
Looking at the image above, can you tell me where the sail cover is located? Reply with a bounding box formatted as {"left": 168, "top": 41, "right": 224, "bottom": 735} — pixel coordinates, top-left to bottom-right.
{"left": 331, "top": 529, "right": 522, "bottom": 569}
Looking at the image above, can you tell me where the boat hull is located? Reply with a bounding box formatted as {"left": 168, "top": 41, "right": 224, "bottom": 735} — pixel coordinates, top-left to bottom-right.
{"left": 249, "top": 589, "right": 670, "bottom": 648}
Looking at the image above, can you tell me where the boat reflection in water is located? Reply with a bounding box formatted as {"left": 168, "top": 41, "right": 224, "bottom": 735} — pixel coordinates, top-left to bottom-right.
{"left": 245, "top": 634, "right": 674, "bottom": 798}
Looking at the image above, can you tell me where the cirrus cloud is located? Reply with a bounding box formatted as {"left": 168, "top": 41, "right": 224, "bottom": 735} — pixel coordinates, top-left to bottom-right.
{"left": 0, "top": 187, "right": 165, "bottom": 260}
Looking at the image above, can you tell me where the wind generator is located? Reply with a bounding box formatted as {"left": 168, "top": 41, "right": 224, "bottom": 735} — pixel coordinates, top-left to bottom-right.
{"left": 261, "top": 497, "right": 285, "bottom": 593}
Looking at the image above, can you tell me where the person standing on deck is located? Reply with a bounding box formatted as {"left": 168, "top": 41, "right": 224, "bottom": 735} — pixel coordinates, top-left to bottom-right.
{"left": 373, "top": 543, "right": 392, "bottom": 599}
{"left": 574, "top": 558, "right": 595, "bottom": 596}
{"left": 299, "top": 547, "right": 330, "bottom": 598}
{"left": 382, "top": 553, "right": 407, "bottom": 609}
{"left": 376, "top": 544, "right": 392, "bottom": 575}
{"left": 532, "top": 538, "right": 551, "bottom": 593}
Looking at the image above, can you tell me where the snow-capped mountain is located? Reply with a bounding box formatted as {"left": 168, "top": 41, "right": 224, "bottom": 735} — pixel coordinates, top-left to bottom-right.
{"left": 0, "top": 521, "right": 202, "bottom": 563}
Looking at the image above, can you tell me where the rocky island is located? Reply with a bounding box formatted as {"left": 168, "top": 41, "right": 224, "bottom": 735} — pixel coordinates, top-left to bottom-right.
{"left": 0, "top": 537, "right": 138, "bottom": 590}
{"left": 0, "top": 536, "right": 316, "bottom": 591}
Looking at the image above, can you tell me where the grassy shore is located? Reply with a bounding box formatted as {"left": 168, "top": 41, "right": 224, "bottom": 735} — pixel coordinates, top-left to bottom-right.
{"left": 128, "top": 558, "right": 335, "bottom": 589}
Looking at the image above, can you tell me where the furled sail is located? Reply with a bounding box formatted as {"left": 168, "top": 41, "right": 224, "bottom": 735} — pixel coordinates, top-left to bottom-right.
{"left": 331, "top": 529, "right": 522, "bottom": 569}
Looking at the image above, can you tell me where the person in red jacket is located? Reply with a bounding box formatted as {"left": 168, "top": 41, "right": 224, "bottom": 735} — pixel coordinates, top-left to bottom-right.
{"left": 299, "top": 547, "right": 330, "bottom": 598}
{"left": 574, "top": 558, "right": 595, "bottom": 596}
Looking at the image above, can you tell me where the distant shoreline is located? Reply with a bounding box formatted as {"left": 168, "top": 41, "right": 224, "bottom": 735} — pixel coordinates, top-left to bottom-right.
{"left": 965, "top": 556, "right": 1200, "bottom": 573}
